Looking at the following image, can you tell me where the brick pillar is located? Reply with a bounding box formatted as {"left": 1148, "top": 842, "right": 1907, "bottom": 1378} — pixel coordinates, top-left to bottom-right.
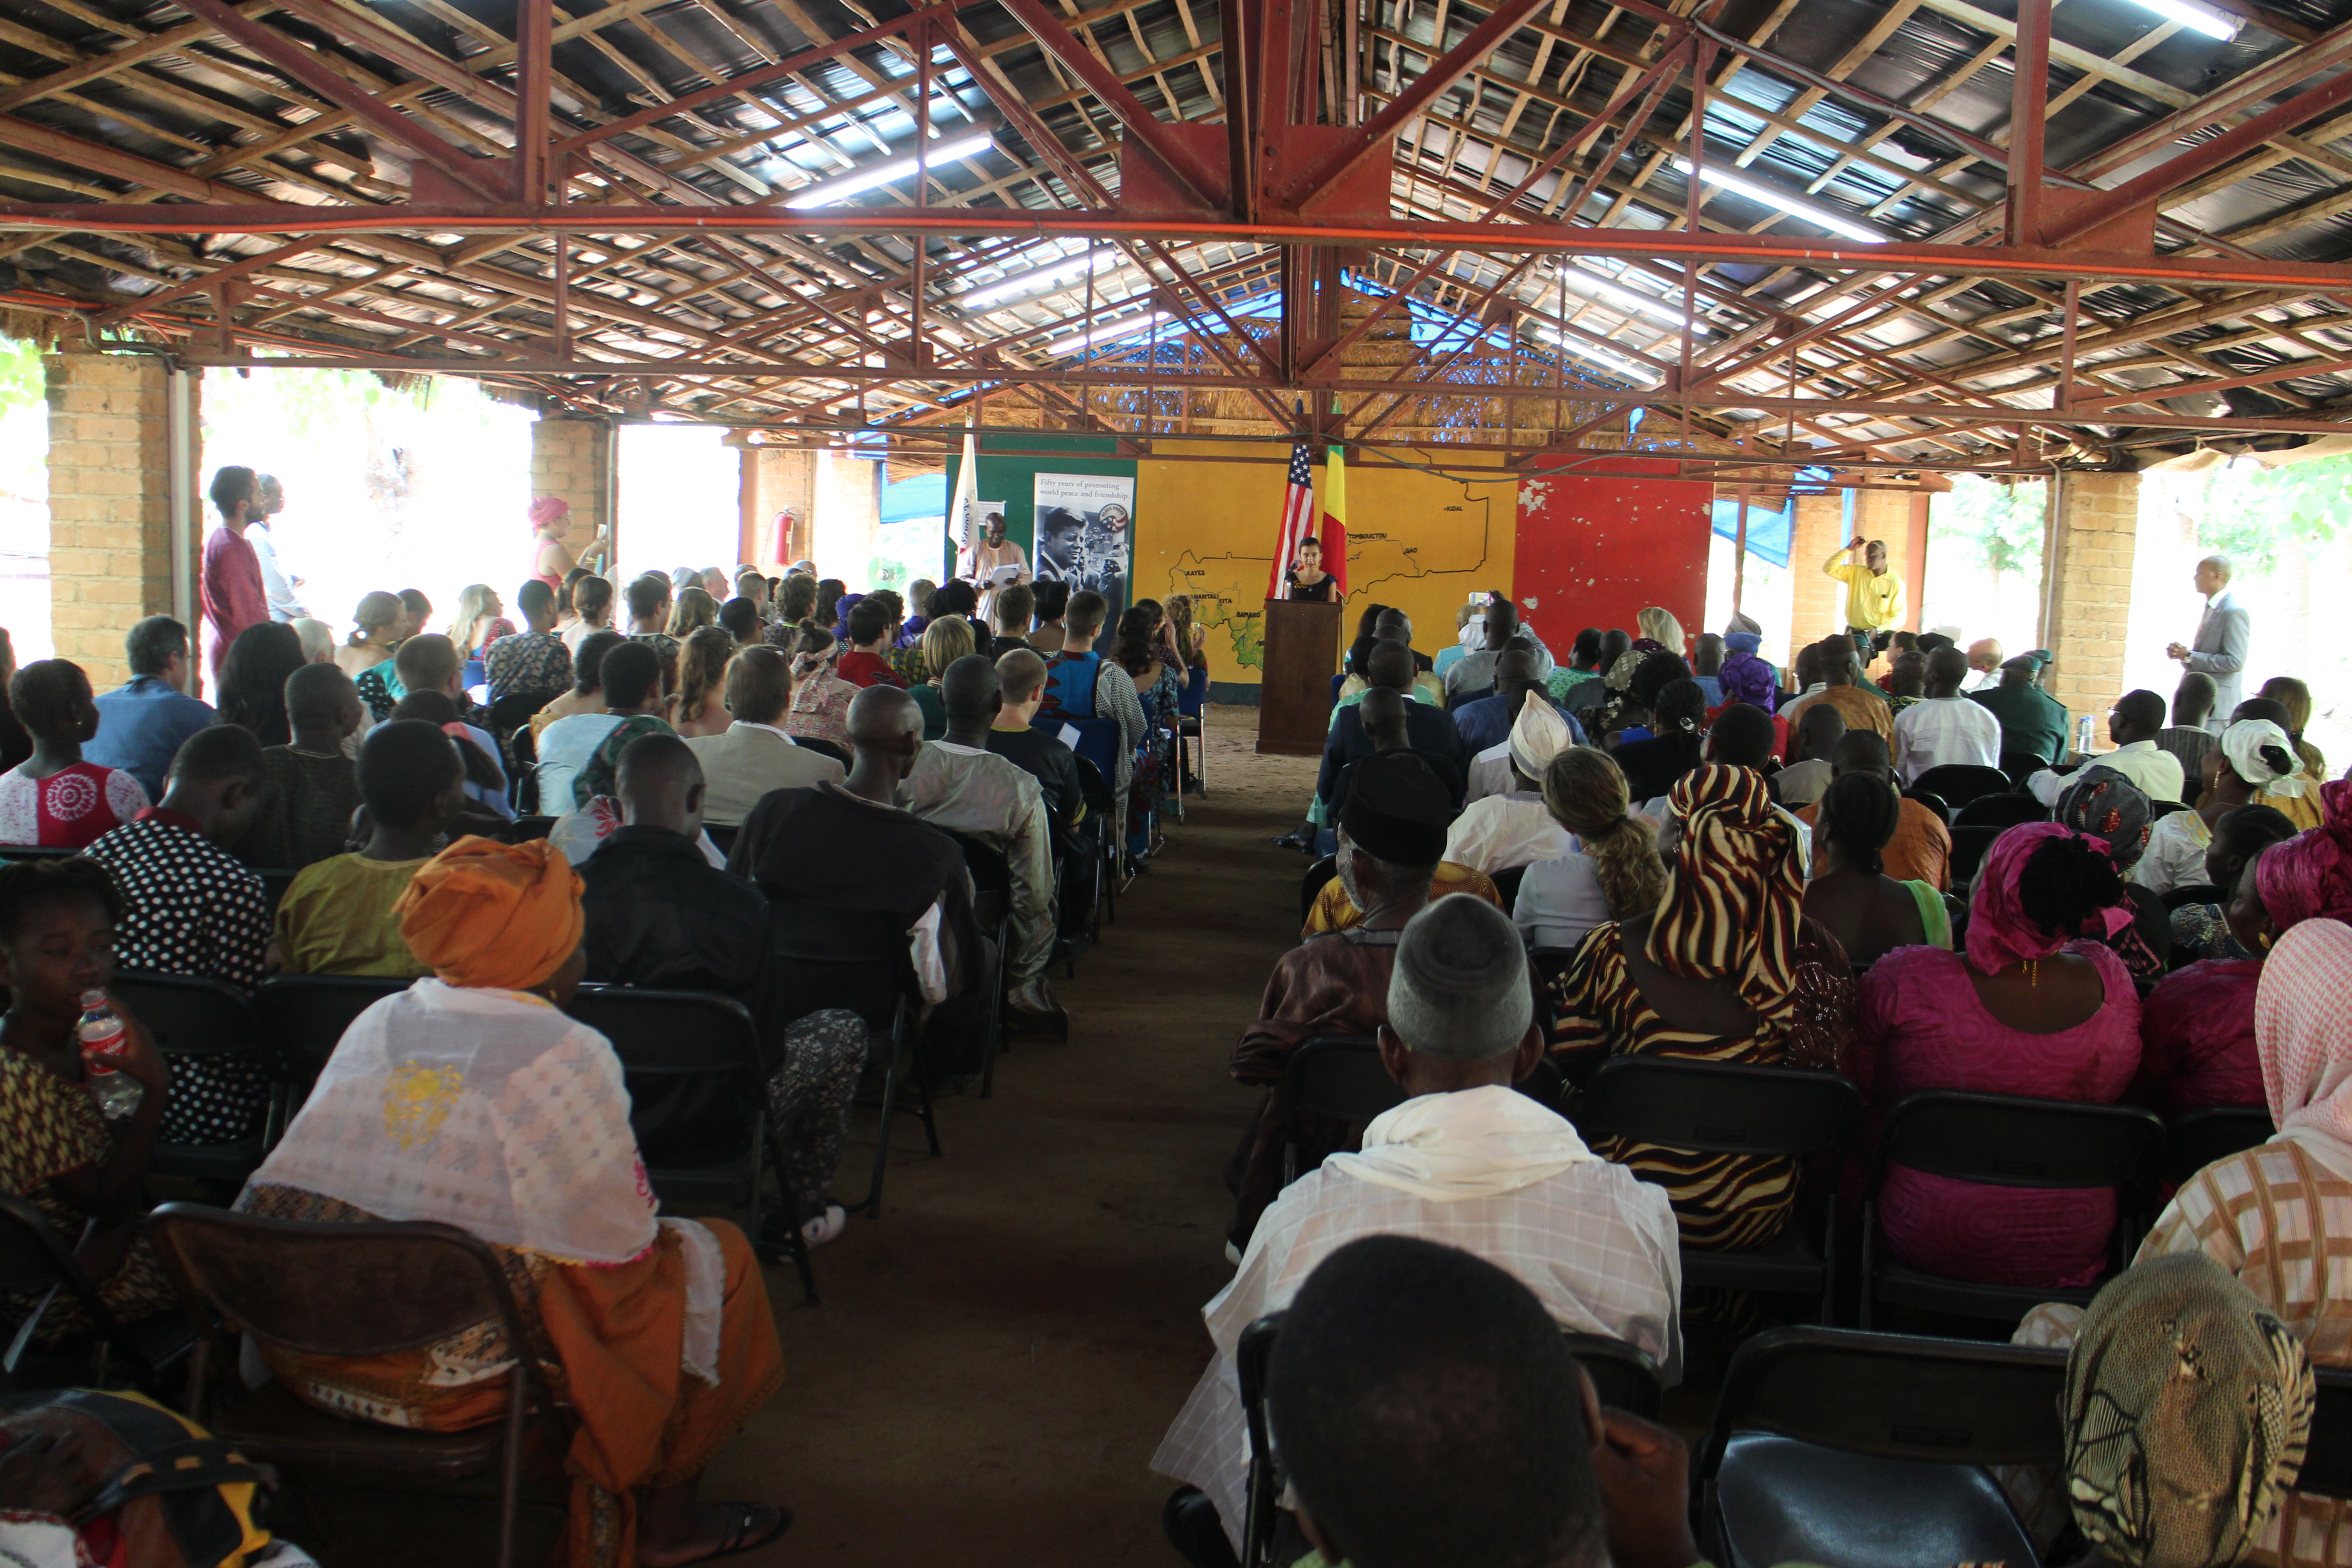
{"left": 1789, "top": 495, "right": 1843, "bottom": 643}
{"left": 812, "top": 451, "right": 879, "bottom": 583}
{"left": 45, "top": 352, "right": 175, "bottom": 687}
{"left": 1852, "top": 489, "right": 1914, "bottom": 631}
{"left": 736, "top": 444, "right": 815, "bottom": 567}
{"left": 2044, "top": 470, "right": 2139, "bottom": 727}
{"left": 529, "top": 416, "right": 612, "bottom": 568}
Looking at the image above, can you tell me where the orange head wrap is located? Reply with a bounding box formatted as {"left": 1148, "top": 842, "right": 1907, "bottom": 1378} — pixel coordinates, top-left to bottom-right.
{"left": 394, "top": 835, "right": 584, "bottom": 992}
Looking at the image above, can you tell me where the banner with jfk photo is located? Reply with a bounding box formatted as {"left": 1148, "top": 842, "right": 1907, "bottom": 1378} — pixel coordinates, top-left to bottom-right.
{"left": 1033, "top": 473, "right": 1136, "bottom": 621}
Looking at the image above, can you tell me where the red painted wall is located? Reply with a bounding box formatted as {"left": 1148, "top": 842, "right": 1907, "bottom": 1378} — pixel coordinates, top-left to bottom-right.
{"left": 1512, "top": 460, "right": 1714, "bottom": 645}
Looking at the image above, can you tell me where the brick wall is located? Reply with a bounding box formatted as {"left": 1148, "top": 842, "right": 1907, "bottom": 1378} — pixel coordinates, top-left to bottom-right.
{"left": 529, "top": 416, "right": 610, "bottom": 566}
{"left": 45, "top": 352, "right": 174, "bottom": 687}
{"left": 1789, "top": 495, "right": 1842, "bottom": 644}
{"left": 812, "top": 451, "right": 879, "bottom": 578}
{"left": 2047, "top": 471, "right": 2139, "bottom": 726}
{"left": 737, "top": 444, "right": 815, "bottom": 567}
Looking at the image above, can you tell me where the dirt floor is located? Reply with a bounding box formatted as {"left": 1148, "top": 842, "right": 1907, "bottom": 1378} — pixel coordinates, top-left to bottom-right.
{"left": 293, "top": 706, "right": 1319, "bottom": 1567}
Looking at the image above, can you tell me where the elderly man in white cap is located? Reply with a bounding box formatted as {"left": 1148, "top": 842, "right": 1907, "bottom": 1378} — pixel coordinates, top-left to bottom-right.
{"left": 1446, "top": 691, "right": 1577, "bottom": 874}
{"left": 1152, "top": 894, "right": 1683, "bottom": 1559}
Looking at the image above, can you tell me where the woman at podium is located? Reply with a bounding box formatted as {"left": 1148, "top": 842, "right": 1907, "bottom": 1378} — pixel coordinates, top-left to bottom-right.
{"left": 1284, "top": 536, "right": 1338, "bottom": 603}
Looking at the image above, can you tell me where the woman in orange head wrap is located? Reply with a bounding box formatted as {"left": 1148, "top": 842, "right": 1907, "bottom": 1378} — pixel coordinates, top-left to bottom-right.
{"left": 242, "top": 835, "right": 789, "bottom": 1567}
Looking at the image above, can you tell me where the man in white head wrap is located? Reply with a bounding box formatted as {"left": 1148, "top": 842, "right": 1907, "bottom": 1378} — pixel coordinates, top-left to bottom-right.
{"left": 1446, "top": 690, "right": 1577, "bottom": 874}
{"left": 1151, "top": 893, "right": 1683, "bottom": 1556}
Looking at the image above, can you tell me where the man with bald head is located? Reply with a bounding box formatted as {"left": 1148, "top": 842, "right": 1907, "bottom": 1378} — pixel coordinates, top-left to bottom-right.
{"left": 730, "top": 685, "right": 986, "bottom": 1066}
{"left": 1444, "top": 595, "right": 1554, "bottom": 703}
{"left": 902, "top": 654, "right": 1061, "bottom": 1032}
{"left": 585, "top": 733, "right": 871, "bottom": 1249}
{"left": 2167, "top": 554, "right": 2249, "bottom": 725}
{"left": 1961, "top": 637, "right": 2004, "bottom": 693}
{"left": 1287, "top": 638, "right": 1473, "bottom": 852}
{"left": 1892, "top": 643, "right": 2002, "bottom": 784}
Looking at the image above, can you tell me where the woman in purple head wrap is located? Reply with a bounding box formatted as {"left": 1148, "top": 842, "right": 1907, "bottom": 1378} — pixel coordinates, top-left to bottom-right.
{"left": 1717, "top": 632, "right": 1778, "bottom": 714}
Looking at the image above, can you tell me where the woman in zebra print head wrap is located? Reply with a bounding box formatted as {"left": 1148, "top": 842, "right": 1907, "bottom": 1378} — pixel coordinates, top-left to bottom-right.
{"left": 1546, "top": 762, "right": 1857, "bottom": 1251}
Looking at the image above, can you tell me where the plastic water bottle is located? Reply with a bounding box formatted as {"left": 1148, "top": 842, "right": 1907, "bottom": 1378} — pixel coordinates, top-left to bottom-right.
{"left": 78, "top": 990, "right": 140, "bottom": 1120}
{"left": 2076, "top": 714, "right": 2097, "bottom": 759}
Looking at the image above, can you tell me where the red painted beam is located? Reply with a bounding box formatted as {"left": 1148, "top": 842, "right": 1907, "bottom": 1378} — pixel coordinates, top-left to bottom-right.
{"left": 1277, "top": 0, "right": 1556, "bottom": 208}
{"left": 996, "top": 0, "right": 1230, "bottom": 209}
{"left": 172, "top": 0, "right": 511, "bottom": 202}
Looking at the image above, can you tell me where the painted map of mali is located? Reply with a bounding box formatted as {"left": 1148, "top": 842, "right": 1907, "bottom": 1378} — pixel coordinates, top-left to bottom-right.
{"left": 1161, "top": 477, "right": 1499, "bottom": 671}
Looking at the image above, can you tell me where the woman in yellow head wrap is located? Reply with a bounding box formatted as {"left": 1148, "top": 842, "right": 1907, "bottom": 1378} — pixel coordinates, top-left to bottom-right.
{"left": 242, "top": 836, "right": 788, "bottom": 1567}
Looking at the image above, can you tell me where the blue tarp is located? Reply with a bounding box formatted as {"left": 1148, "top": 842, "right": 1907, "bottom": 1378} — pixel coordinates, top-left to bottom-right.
{"left": 1711, "top": 495, "right": 1792, "bottom": 569}
{"left": 880, "top": 470, "right": 946, "bottom": 525}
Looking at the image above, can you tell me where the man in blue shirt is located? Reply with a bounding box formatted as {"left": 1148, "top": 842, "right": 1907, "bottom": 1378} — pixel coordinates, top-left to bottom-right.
{"left": 87, "top": 615, "right": 216, "bottom": 798}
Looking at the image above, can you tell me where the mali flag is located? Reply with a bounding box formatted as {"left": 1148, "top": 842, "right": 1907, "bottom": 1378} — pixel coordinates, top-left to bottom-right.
{"left": 1320, "top": 444, "right": 1350, "bottom": 599}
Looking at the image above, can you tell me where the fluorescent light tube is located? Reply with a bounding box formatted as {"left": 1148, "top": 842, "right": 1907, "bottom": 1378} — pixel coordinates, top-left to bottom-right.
{"left": 957, "top": 249, "right": 1127, "bottom": 310}
{"left": 1551, "top": 265, "right": 1689, "bottom": 326}
{"left": 1531, "top": 324, "right": 1659, "bottom": 384}
{"left": 1044, "top": 310, "right": 1172, "bottom": 357}
{"left": 1670, "top": 157, "right": 1885, "bottom": 244}
{"left": 2125, "top": 0, "right": 2239, "bottom": 38}
{"left": 782, "top": 131, "right": 993, "bottom": 208}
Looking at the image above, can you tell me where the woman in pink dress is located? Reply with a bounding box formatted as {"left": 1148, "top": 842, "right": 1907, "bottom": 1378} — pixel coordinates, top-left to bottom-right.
{"left": 0, "top": 660, "right": 149, "bottom": 850}
{"left": 1857, "top": 822, "right": 2142, "bottom": 1287}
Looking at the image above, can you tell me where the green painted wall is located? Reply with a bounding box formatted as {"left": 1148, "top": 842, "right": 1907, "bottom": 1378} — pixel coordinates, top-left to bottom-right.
{"left": 939, "top": 433, "right": 1132, "bottom": 578}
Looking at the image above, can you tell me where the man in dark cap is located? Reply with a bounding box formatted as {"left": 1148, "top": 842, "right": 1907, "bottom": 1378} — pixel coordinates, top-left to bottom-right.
{"left": 1159, "top": 896, "right": 1681, "bottom": 1558}
{"left": 1970, "top": 649, "right": 2073, "bottom": 767}
{"left": 1229, "top": 754, "right": 1500, "bottom": 1248}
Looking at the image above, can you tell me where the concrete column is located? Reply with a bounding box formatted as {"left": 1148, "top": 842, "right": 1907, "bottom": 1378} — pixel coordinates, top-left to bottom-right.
{"left": 1789, "top": 495, "right": 1843, "bottom": 643}
{"left": 736, "top": 444, "right": 815, "bottom": 567}
{"left": 529, "top": 416, "right": 612, "bottom": 571}
{"left": 2044, "top": 470, "right": 2139, "bottom": 724}
{"left": 44, "top": 352, "right": 177, "bottom": 687}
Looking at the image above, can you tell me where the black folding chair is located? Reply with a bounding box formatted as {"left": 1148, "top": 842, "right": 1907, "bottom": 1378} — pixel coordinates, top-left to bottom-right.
{"left": 1576, "top": 1057, "right": 1861, "bottom": 1320}
{"left": 484, "top": 691, "right": 553, "bottom": 739}
{"left": 1298, "top": 855, "right": 1338, "bottom": 929}
{"left": 2148, "top": 799, "right": 2191, "bottom": 822}
{"left": 939, "top": 829, "right": 1010, "bottom": 1100}
{"left": 1489, "top": 863, "right": 1529, "bottom": 910}
{"left": 794, "top": 736, "right": 850, "bottom": 769}
{"left": 1911, "top": 764, "right": 2012, "bottom": 810}
{"left": 1279, "top": 1035, "right": 1564, "bottom": 1187}
{"left": 2161, "top": 1104, "right": 2274, "bottom": 1189}
{"left": 1952, "top": 792, "right": 2048, "bottom": 830}
{"left": 1901, "top": 789, "right": 1950, "bottom": 824}
{"left": 766, "top": 901, "right": 935, "bottom": 1216}
{"left": 505, "top": 724, "right": 539, "bottom": 814}
{"left": 150, "top": 1204, "right": 568, "bottom": 1568}
{"left": 253, "top": 974, "right": 411, "bottom": 1112}
{"left": 702, "top": 822, "right": 737, "bottom": 861}
{"left": 1695, "top": 1325, "right": 2066, "bottom": 1568}
{"left": 565, "top": 986, "right": 815, "bottom": 1306}
{"left": 2304, "top": 1368, "right": 2352, "bottom": 1501}
{"left": 112, "top": 971, "right": 283, "bottom": 1183}
{"left": 1999, "top": 750, "right": 2052, "bottom": 787}
{"left": 1234, "top": 1311, "right": 1661, "bottom": 1568}
{"left": 0, "top": 1193, "right": 193, "bottom": 1396}
{"left": 2161, "top": 881, "right": 2225, "bottom": 912}
{"left": 1947, "top": 824, "right": 2003, "bottom": 888}
{"left": 1861, "top": 1090, "right": 2166, "bottom": 1328}
{"left": 0, "top": 845, "right": 78, "bottom": 865}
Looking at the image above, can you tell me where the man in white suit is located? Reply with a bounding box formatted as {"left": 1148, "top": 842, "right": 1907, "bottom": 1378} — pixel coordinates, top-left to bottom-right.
{"left": 683, "top": 645, "right": 843, "bottom": 826}
{"left": 2166, "top": 554, "right": 2250, "bottom": 731}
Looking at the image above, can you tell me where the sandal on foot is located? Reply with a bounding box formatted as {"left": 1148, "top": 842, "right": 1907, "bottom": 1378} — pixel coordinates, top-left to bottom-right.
{"left": 676, "top": 1502, "right": 793, "bottom": 1564}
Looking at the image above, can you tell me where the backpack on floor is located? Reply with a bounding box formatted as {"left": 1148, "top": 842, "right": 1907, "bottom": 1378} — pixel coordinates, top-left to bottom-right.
{"left": 0, "top": 1388, "right": 278, "bottom": 1568}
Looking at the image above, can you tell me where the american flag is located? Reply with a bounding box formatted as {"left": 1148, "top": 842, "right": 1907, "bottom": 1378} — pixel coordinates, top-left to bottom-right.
{"left": 1265, "top": 432, "right": 1317, "bottom": 601}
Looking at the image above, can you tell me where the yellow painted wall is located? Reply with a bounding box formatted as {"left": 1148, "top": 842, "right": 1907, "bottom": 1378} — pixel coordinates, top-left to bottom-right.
{"left": 1132, "top": 443, "right": 1519, "bottom": 688}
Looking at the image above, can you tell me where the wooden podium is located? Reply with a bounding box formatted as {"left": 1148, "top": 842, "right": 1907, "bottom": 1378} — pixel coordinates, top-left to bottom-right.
{"left": 1257, "top": 597, "right": 1342, "bottom": 755}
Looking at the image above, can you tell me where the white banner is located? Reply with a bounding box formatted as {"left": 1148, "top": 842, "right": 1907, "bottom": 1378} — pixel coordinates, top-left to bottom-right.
{"left": 1033, "top": 472, "right": 1135, "bottom": 621}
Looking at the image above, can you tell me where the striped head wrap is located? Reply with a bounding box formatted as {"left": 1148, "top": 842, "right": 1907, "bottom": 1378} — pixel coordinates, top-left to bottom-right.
{"left": 1643, "top": 764, "right": 1806, "bottom": 1035}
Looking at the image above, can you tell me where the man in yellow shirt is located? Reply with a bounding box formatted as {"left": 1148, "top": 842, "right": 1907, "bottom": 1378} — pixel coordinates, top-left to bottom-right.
{"left": 1823, "top": 533, "right": 1903, "bottom": 654}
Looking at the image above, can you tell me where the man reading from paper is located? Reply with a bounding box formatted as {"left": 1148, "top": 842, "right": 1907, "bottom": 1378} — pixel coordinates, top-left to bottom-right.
{"left": 961, "top": 511, "right": 1029, "bottom": 625}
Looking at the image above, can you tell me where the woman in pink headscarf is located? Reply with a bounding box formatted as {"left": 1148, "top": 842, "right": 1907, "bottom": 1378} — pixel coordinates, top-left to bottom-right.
{"left": 529, "top": 495, "right": 607, "bottom": 594}
{"left": 1856, "top": 822, "right": 2143, "bottom": 1287}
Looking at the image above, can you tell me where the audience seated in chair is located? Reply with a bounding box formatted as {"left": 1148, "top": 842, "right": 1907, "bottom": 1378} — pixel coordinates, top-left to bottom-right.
{"left": 2053, "top": 767, "right": 2173, "bottom": 987}
{"left": 1161, "top": 898, "right": 1680, "bottom": 1558}
{"left": 986, "top": 649, "right": 1088, "bottom": 854}
{"left": 1450, "top": 642, "right": 1580, "bottom": 755}
{"left": 1443, "top": 692, "right": 1575, "bottom": 876}
{"left": 274, "top": 720, "right": 464, "bottom": 978}
{"left": 2029, "top": 689, "right": 2182, "bottom": 810}
{"left": 2156, "top": 671, "right": 2220, "bottom": 798}
{"left": 1445, "top": 597, "right": 1554, "bottom": 703}
{"left": 85, "top": 615, "right": 215, "bottom": 802}
{"left": 235, "top": 662, "right": 364, "bottom": 873}
{"left": 1781, "top": 636, "right": 1893, "bottom": 751}
{"left": 0, "top": 659, "right": 149, "bottom": 849}
{"left": 391, "top": 634, "right": 513, "bottom": 823}
{"left": 1793, "top": 731, "right": 1951, "bottom": 891}
{"left": 531, "top": 628, "right": 623, "bottom": 744}
{"left": 237, "top": 835, "right": 790, "bottom": 1568}
{"left": 900, "top": 654, "right": 1062, "bottom": 1031}
{"left": 578, "top": 732, "right": 866, "bottom": 1251}
{"left": 536, "top": 638, "right": 668, "bottom": 824}
{"left": 1611, "top": 678, "right": 1710, "bottom": 805}
{"left": 1513, "top": 747, "right": 1667, "bottom": 957}
{"left": 1974, "top": 653, "right": 2072, "bottom": 769}
{"left": 1038, "top": 591, "right": 1147, "bottom": 799}
{"left": 729, "top": 685, "right": 991, "bottom": 1089}
{"left": 87, "top": 725, "right": 270, "bottom": 1147}
{"left": 1893, "top": 646, "right": 2004, "bottom": 787}
{"left": 2168, "top": 803, "right": 2298, "bottom": 967}
{"left": 681, "top": 646, "right": 843, "bottom": 828}
{"left": 1231, "top": 754, "right": 1461, "bottom": 1246}
{"left": 1549, "top": 762, "right": 1855, "bottom": 1251}
{"left": 1856, "top": 825, "right": 2141, "bottom": 1289}
{"left": 1289, "top": 641, "right": 1471, "bottom": 851}
{"left": 0, "top": 857, "right": 179, "bottom": 1346}
{"left": 1328, "top": 687, "right": 1465, "bottom": 819}
{"left": 2136, "top": 718, "right": 2307, "bottom": 898}
{"left": 1802, "top": 771, "right": 1950, "bottom": 970}
{"left": 1772, "top": 704, "right": 1845, "bottom": 810}
{"left": 481, "top": 578, "right": 573, "bottom": 706}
